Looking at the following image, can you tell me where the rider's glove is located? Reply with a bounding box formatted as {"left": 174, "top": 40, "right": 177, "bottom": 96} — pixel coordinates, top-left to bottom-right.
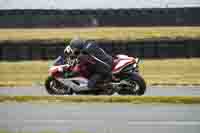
{"left": 58, "top": 67, "right": 64, "bottom": 72}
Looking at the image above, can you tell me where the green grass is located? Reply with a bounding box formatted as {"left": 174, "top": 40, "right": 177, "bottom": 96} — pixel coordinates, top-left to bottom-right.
{"left": 0, "top": 59, "right": 200, "bottom": 86}
{"left": 140, "top": 59, "right": 200, "bottom": 85}
{"left": 0, "top": 130, "right": 87, "bottom": 133}
{"left": 0, "top": 61, "right": 48, "bottom": 86}
{"left": 0, "top": 96, "right": 200, "bottom": 104}
{"left": 1, "top": 27, "right": 200, "bottom": 42}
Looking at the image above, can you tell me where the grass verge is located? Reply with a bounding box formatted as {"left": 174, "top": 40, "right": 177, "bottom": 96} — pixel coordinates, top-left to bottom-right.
{"left": 0, "top": 96, "right": 200, "bottom": 104}
{"left": 1, "top": 27, "right": 200, "bottom": 42}
{"left": 0, "top": 130, "right": 85, "bottom": 133}
{"left": 1, "top": 59, "right": 200, "bottom": 86}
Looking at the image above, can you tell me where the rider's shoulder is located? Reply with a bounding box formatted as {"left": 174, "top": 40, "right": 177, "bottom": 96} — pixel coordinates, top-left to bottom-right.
{"left": 85, "top": 39, "right": 95, "bottom": 44}
{"left": 84, "top": 40, "right": 98, "bottom": 47}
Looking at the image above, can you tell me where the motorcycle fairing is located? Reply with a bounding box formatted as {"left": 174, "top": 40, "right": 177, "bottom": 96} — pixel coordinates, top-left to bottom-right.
{"left": 112, "top": 56, "right": 135, "bottom": 74}
{"left": 57, "top": 77, "right": 89, "bottom": 92}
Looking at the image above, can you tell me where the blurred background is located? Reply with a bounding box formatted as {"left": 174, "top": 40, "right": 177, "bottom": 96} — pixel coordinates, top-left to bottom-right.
{"left": 0, "top": 0, "right": 200, "bottom": 86}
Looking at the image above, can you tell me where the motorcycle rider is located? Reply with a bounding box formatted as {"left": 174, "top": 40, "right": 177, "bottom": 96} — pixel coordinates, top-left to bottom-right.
{"left": 64, "top": 38, "right": 112, "bottom": 90}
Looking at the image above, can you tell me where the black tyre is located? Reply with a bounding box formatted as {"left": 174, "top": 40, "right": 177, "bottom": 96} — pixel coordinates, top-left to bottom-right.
{"left": 128, "top": 73, "right": 146, "bottom": 95}
{"left": 45, "top": 76, "right": 73, "bottom": 95}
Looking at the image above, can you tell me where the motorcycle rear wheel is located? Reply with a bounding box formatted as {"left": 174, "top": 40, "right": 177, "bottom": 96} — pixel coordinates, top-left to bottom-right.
{"left": 129, "top": 73, "right": 146, "bottom": 95}
{"left": 118, "top": 73, "right": 146, "bottom": 95}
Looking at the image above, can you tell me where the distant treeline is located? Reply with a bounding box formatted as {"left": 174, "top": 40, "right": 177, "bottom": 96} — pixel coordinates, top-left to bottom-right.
{"left": 0, "top": 7, "right": 200, "bottom": 27}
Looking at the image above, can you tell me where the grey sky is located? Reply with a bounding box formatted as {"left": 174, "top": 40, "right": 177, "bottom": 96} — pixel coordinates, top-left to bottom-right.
{"left": 0, "top": 0, "right": 200, "bottom": 9}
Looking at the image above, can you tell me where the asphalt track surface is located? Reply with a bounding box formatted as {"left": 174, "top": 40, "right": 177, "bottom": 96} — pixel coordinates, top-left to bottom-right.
{"left": 0, "top": 103, "right": 200, "bottom": 133}
{"left": 0, "top": 86, "right": 200, "bottom": 96}
{"left": 1, "top": 86, "right": 200, "bottom": 133}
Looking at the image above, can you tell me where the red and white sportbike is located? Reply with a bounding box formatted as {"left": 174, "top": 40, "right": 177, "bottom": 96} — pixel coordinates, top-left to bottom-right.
{"left": 45, "top": 54, "right": 146, "bottom": 95}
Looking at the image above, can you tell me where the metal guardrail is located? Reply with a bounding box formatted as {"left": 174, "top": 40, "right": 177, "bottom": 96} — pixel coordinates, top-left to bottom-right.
{"left": 0, "top": 7, "right": 200, "bottom": 27}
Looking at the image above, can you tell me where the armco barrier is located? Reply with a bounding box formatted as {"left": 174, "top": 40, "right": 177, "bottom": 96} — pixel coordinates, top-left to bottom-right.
{"left": 0, "top": 40, "right": 200, "bottom": 60}
{"left": 0, "top": 7, "right": 200, "bottom": 27}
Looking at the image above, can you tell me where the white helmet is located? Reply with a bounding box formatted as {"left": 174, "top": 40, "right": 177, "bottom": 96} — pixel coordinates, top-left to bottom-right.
{"left": 64, "top": 45, "right": 73, "bottom": 54}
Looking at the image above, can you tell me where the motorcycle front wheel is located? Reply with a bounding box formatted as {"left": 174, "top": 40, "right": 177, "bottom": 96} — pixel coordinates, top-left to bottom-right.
{"left": 45, "top": 76, "right": 73, "bottom": 95}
